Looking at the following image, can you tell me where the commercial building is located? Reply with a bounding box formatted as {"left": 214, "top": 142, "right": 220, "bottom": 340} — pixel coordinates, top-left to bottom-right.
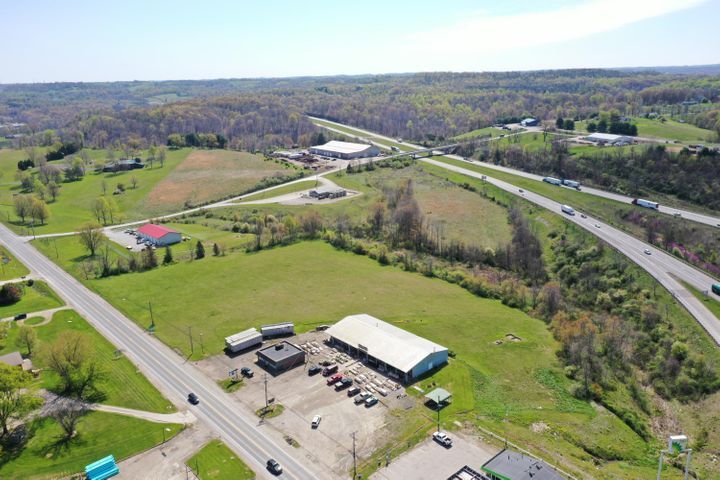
{"left": 256, "top": 341, "right": 306, "bottom": 373}
{"left": 482, "top": 449, "right": 564, "bottom": 480}
{"left": 326, "top": 314, "right": 448, "bottom": 383}
{"left": 585, "top": 132, "right": 633, "bottom": 146}
{"left": 102, "top": 158, "right": 144, "bottom": 172}
{"left": 225, "top": 328, "right": 263, "bottom": 353}
{"left": 309, "top": 140, "right": 380, "bottom": 160}
{"left": 520, "top": 118, "right": 539, "bottom": 127}
{"left": 261, "top": 322, "right": 295, "bottom": 338}
{"left": 136, "top": 224, "right": 182, "bottom": 246}
{"left": 309, "top": 187, "right": 347, "bottom": 200}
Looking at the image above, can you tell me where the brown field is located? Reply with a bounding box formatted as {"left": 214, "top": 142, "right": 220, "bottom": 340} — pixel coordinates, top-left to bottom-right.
{"left": 141, "top": 150, "right": 292, "bottom": 214}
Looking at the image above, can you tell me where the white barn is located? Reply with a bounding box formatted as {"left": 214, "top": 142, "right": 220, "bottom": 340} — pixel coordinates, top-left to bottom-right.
{"left": 586, "top": 133, "right": 633, "bottom": 146}
{"left": 326, "top": 314, "right": 448, "bottom": 383}
{"left": 309, "top": 141, "right": 380, "bottom": 160}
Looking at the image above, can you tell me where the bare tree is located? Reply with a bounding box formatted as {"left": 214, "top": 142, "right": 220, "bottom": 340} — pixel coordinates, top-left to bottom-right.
{"left": 130, "top": 175, "right": 138, "bottom": 189}
{"left": 43, "top": 331, "right": 102, "bottom": 399}
{"left": 52, "top": 401, "right": 87, "bottom": 439}
{"left": 78, "top": 222, "right": 105, "bottom": 256}
{"left": 157, "top": 146, "right": 167, "bottom": 167}
{"left": 15, "top": 326, "right": 37, "bottom": 356}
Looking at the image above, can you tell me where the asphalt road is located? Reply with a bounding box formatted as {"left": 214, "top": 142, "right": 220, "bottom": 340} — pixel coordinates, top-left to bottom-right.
{"left": 311, "top": 118, "right": 720, "bottom": 345}
{"left": 0, "top": 222, "right": 329, "bottom": 480}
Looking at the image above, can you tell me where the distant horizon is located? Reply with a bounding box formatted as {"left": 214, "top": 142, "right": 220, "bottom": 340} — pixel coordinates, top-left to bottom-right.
{"left": 1, "top": 62, "right": 719, "bottom": 86}
{"left": 2, "top": 0, "right": 718, "bottom": 83}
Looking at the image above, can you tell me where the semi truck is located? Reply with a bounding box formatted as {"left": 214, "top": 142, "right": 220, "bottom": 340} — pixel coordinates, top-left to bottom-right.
{"left": 561, "top": 205, "right": 576, "bottom": 216}
{"left": 562, "top": 179, "right": 581, "bottom": 189}
{"left": 632, "top": 198, "right": 659, "bottom": 210}
{"left": 543, "top": 176, "right": 562, "bottom": 186}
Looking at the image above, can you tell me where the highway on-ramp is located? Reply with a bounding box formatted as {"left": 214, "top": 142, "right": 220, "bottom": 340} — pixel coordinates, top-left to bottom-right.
{"left": 0, "top": 222, "right": 331, "bottom": 480}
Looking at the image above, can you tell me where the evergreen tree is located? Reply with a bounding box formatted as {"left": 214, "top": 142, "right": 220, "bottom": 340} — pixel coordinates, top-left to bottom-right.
{"left": 213, "top": 243, "right": 220, "bottom": 256}
{"left": 556, "top": 116, "right": 564, "bottom": 129}
{"left": 163, "top": 246, "right": 173, "bottom": 265}
{"left": 142, "top": 247, "right": 158, "bottom": 270}
{"left": 195, "top": 241, "right": 205, "bottom": 259}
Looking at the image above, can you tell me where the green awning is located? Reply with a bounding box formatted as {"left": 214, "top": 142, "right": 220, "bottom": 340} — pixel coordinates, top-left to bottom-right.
{"left": 425, "top": 388, "right": 452, "bottom": 404}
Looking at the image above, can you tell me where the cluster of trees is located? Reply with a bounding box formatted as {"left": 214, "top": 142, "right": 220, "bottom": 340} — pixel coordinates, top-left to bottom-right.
{"left": 13, "top": 194, "right": 49, "bottom": 225}
{"left": 586, "top": 116, "right": 637, "bottom": 135}
{"left": 44, "top": 141, "right": 79, "bottom": 161}
{"left": 167, "top": 132, "right": 227, "bottom": 149}
{"left": 555, "top": 117, "right": 575, "bottom": 130}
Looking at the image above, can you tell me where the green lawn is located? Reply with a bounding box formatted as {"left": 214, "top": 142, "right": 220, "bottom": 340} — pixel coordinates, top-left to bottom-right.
{"left": 0, "top": 412, "right": 182, "bottom": 480}
{"left": 453, "top": 126, "right": 506, "bottom": 140}
{"left": 0, "top": 247, "right": 30, "bottom": 280}
{"left": 0, "top": 281, "right": 63, "bottom": 319}
{"left": 574, "top": 118, "right": 714, "bottom": 143}
{"left": 238, "top": 179, "right": 318, "bottom": 201}
{"left": 186, "top": 440, "right": 255, "bottom": 480}
{"left": 0, "top": 310, "right": 175, "bottom": 413}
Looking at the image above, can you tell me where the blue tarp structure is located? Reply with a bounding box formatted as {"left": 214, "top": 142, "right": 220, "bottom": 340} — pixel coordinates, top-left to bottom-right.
{"left": 85, "top": 454, "right": 119, "bottom": 480}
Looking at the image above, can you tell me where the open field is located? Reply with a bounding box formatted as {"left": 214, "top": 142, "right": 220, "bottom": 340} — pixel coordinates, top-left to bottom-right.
{"left": 0, "top": 309, "right": 175, "bottom": 412}
{"left": 574, "top": 118, "right": 715, "bottom": 143}
{"left": 239, "top": 179, "right": 318, "bottom": 201}
{"left": 453, "top": 126, "right": 506, "bottom": 140}
{"left": 0, "top": 246, "right": 30, "bottom": 280}
{"left": 0, "top": 412, "right": 182, "bottom": 480}
{"left": 0, "top": 281, "right": 62, "bottom": 319}
{"left": 142, "top": 150, "right": 298, "bottom": 215}
{"left": 186, "top": 440, "right": 255, "bottom": 480}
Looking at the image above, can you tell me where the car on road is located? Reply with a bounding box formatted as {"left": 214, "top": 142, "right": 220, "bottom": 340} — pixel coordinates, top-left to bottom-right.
{"left": 644, "top": 249, "right": 652, "bottom": 255}
{"left": 311, "top": 415, "right": 322, "bottom": 428}
{"left": 580, "top": 213, "right": 587, "bottom": 218}
{"left": 308, "top": 365, "right": 322, "bottom": 376}
{"left": 13, "top": 313, "right": 27, "bottom": 321}
{"left": 432, "top": 431, "right": 453, "bottom": 447}
{"left": 240, "top": 367, "right": 254, "bottom": 378}
{"left": 594, "top": 223, "right": 601, "bottom": 228}
{"left": 125, "top": 245, "right": 133, "bottom": 250}
{"left": 267, "top": 459, "right": 283, "bottom": 475}
{"left": 365, "top": 395, "right": 379, "bottom": 407}
{"left": 187, "top": 393, "right": 199, "bottom": 405}
{"left": 518, "top": 189, "right": 524, "bottom": 193}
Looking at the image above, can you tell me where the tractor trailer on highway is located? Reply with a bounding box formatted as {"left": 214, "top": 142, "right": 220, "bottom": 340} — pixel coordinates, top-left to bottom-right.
{"left": 632, "top": 198, "right": 659, "bottom": 210}
{"left": 562, "top": 179, "right": 581, "bottom": 189}
{"left": 561, "top": 205, "right": 575, "bottom": 215}
{"left": 543, "top": 176, "right": 562, "bottom": 185}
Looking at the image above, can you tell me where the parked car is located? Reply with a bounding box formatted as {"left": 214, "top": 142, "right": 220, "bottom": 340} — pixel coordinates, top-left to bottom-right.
{"left": 240, "top": 367, "right": 254, "bottom": 378}
{"left": 308, "top": 365, "right": 322, "bottom": 376}
{"left": 267, "top": 459, "right": 282, "bottom": 475}
{"left": 322, "top": 364, "right": 338, "bottom": 376}
{"left": 327, "top": 374, "right": 342, "bottom": 385}
{"left": 347, "top": 386, "right": 361, "bottom": 397}
{"left": 311, "top": 415, "right": 322, "bottom": 428}
{"left": 354, "top": 391, "right": 370, "bottom": 404}
{"left": 13, "top": 313, "right": 27, "bottom": 321}
{"left": 365, "top": 395, "right": 379, "bottom": 407}
{"left": 187, "top": 393, "right": 199, "bottom": 405}
{"left": 432, "top": 431, "right": 453, "bottom": 447}
{"left": 335, "top": 377, "right": 353, "bottom": 390}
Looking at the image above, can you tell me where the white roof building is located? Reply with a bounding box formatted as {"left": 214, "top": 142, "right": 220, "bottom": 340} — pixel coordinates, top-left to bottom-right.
{"left": 326, "top": 314, "right": 448, "bottom": 382}
{"left": 586, "top": 132, "right": 633, "bottom": 145}
{"left": 309, "top": 141, "right": 380, "bottom": 159}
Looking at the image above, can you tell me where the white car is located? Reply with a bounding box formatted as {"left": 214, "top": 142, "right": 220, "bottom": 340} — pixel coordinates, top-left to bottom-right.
{"left": 594, "top": 223, "right": 601, "bottom": 228}
{"left": 311, "top": 415, "right": 322, "bottom": 428}
{"left": 432, "top": 431, "right": 453, "bottom": 447}
{"left": 125, "top": 245, "right": 133, "bottom": 250}
{"left": 644, "top": 249, "right": 652, "bottom": 255}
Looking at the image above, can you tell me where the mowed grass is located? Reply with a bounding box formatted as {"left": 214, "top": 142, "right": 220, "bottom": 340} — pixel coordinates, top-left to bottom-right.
{"left": 574, "top": 118, "right": 714, "bottom": 143}
{"left": 0, "top": 412, "right": 182, "bottom": 480}
{"left": 239, "top": 179, "right": 318, "bottom": 202}
{"left": 0, "top": 309, "right": 175, "bottom": 412}
{"left": 142, "top": 150, "right": 297, "bottom": 216}
{"left": 186, "top": 440, "right": 255, "bottom": 480}
{"left": 0, "top": 246, "right": 30, "bottom": 280}
{"left": 0, "top": 281, "right": 63, "bottom": 319}
{"left": 162, "top": 222, "right": 254, "bottom": 253}
{"left": 453, "top": 126, "right": 506, "bottom": 140}
{"left": 0, "top": 148, "right": 192, "bottom": 234}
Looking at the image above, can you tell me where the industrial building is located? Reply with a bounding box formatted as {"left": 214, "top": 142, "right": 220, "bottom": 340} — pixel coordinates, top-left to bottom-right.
{"left": 585, "top": 132, "right": 633, "bottom": 146}
{"left": 256, "top": 341, "right": 306, "bottom": 373}
{"left": 481, "top": 449, "right": 564, "bottom": 480}
{"left": 261, "top": 322, "right": 295, "bottom": 338}
{"left": 309, "top": 187, "right": 347, "bottom": 200}
{"left": 309, "top": 140, "right": 380, "bottom": 160}
{"left": 326, "top": 314, "right": 448, "bottom": 383}
{"left": 520, "top": 118, "right": 539, "bottom": 127}
{"left": 225, "top": 328, "right": 263, "bottom": 353}
{"left": 136, "top": 224, "right": 182, "bottom": 246}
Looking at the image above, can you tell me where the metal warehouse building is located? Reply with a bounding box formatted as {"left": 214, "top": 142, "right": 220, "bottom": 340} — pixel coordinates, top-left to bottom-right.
{"left": 326, "top": 314, "right": 448, "bottom": 383}
{"left": 481, "top": 449, "right": 564, "bottom": 480}
{"left": 256, "top": 341, "right": 306, "bottom": 373}
{"left": 309, "top": 140, "right": 380, "bottom": 160}
{"left": 136, "top": 223, "right": 182, "bottom": 246}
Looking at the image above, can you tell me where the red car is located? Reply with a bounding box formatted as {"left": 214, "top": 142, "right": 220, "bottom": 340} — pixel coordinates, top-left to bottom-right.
{"left": 326, "top": 374, "right": 342, "bottom": 385}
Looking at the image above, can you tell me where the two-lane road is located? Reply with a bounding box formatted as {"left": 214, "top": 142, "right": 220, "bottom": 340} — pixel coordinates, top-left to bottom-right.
{"left": 0, "top": 223, "right": 331, "bottom": 480}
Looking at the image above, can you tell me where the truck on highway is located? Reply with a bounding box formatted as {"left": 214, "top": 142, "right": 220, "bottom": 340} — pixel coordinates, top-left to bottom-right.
{"left": 543, "top": 176, "right": 562, "bottom": 186}
{"left": 561, "top": 205, "right": 576, "bottom": 216}
{"left": 562, "top": 179, "right": 581, "bottom": 189}
{"left": 390, "top": 146, "right": 400, "bottom": 152}
{"left": 712, "top": 284, "right": 720, "bottom": 296}
{"left": 632, "top": 198, "right": 659, "bottom": 210}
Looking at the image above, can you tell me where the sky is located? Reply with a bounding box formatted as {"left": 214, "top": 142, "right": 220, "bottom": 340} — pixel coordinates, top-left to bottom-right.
{"left": 1, "top": 0, "right": 718, "bottom": 83}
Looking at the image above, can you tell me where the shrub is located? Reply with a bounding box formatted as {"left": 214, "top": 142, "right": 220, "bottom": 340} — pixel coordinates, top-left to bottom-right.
{"left": 0, "top": 283, "right": 24, "bottom": 306}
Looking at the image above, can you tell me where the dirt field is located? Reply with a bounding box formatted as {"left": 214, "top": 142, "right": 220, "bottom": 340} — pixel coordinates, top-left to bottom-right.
{"left": 142, "top": 151, "right": 292, "bottom": 213}
{"left": 195, "top": 331, "right": 414, "bottom": 477}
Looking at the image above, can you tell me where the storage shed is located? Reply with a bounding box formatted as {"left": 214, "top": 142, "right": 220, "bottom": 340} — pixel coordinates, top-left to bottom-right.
{"left": 225, "top": 328, "right": 263, "bottom": 353}
{"left": 327, "top": 314, "right": 448, "bottom": 383}
{"left": 256, "top": 341, "right": 306, "bottom": 373}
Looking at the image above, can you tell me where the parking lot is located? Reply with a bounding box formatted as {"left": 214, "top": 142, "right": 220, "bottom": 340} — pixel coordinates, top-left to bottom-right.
{"left": 195, "top": 331, "right": 414, "bottom": 477}
{"left": 105, "top": 228, "right": 150, "bottom": 252}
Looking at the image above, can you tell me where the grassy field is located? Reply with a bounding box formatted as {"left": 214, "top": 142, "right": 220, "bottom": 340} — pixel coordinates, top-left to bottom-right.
{"left": 0, "top": 281, "right": 63, "bottom": 319}
{"left": 574, "top": 118, "right": 715, "bottom": 143}
{"left": 0, "top": 246, "right": 30, "bottom": 280}
{"left": 0, "top": 309, "right": 175, "bottom": 412}
{"left": 453, "top": 126, "right": 506, "bottom": 140}
{"left": 0, "top": 412, "right": 182, "bottom": 480}
{"left": 186, "top": 440, "right": 255, "bottom": 480}
{"left": 239, "top": 179, "right": 317, "bottom": 201}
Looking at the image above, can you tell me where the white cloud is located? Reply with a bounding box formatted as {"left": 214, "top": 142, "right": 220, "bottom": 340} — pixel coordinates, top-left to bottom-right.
{"left": 401, "top": 0, "right": 707, "bottom": 57}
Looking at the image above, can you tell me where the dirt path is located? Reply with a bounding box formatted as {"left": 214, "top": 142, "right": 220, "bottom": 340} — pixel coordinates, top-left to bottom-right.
{"left": 92, "top": 404, "right": 196, "bottom": 424}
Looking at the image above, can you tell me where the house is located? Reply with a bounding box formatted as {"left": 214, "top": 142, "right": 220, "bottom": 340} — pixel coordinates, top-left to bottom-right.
{"left": 103, "top": 158, "right": 145, "bottom": 173}
{"left": 0, "top": 351, "right": 33, "bottom": 371}
{"left": 326, "top": 314, "right": 448, "bottom": 383}
{"left": 136, "top": 224, "right": 182, "bottom": 246}
{"left": 520, "top": 118, "right": 539, "bottom": 127}
{"left": 309, "top": 141, "right": 380, "bottom": 160}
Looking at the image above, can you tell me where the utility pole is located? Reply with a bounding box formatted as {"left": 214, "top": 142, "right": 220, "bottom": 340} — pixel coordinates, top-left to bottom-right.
{"left": 148, "top": 301, "right": 155, "bottom": 330}
{"left": 199, "top": 332, "right": 204, "bottom": 354}
{"left": 437, "top": 408, "right": 441, "bottom": 432}
{"left": 264, "top": 373, "right": 269, "bottom": 411}
{"left": 351, "top": 431, "right": 357, "bottom": 479}
{"left": 188, "top": 326, "right": 194, "bottom": 355}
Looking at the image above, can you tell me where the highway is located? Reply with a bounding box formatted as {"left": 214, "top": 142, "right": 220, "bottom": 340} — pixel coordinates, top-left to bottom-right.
{"left": 310, "top": 117, "right": 720, "bottom": 229}
{"left": 0, "top": 222, "right": 329, "bottom": 480}
{"left": 311, "top": 117, "right": 720, "bottom": 345}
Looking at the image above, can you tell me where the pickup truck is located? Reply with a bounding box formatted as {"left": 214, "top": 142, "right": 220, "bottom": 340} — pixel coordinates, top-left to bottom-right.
{"left": 432, "top": 431, "right": 453, "bottom": 447}
{"left": 335, "top": 377, "right": 353, "bottom": 390}
{"left": 326, "top": 374, "right": 342, "bottom": 385}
